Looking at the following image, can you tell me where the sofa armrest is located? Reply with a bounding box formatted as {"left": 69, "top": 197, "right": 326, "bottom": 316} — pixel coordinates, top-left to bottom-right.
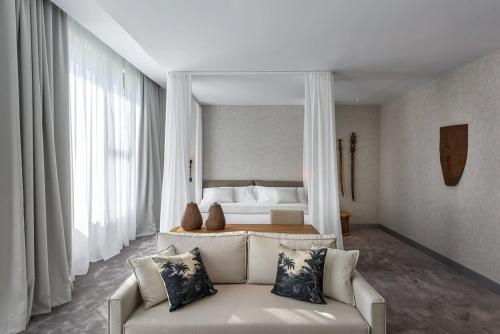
{"left": 108, "top": 274, "right": 142, "bottom": 334}
{"left": 352, "top": 271, "right": 386, "bottom": 334}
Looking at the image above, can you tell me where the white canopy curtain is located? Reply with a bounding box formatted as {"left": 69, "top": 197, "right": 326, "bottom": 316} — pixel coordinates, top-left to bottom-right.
{"left": 69, "top": 20, "right": 160, "bottom": 275}
{"left": 160, "top": 72, "right": 193, "bottom": 231}
{"left": 304, "top": 72, "right": 343, "bottom": 249}
{"left": 194, "top": 102, "right": 203, "bottom": 203}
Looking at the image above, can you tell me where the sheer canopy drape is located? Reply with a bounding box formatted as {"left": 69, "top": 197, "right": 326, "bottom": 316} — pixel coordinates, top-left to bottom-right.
{"left": 303, "top": 72, "right": 343, "bottom": 249}
{"left": 194, "top": 102, "right": 203, "bottom": 203}
{"left": 160, "top": 72, "right": 193, "bottom": 231}
{"left": 0, "top": 1, "right": 72, "bottom": 332}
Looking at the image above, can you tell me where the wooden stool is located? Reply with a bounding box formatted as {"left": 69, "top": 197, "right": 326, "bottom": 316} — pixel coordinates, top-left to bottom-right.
{"left": 340, "top": 210, "right": 351, "bottom": 235}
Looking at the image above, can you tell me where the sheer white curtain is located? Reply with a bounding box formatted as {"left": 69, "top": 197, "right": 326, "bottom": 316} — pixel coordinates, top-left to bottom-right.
{"left": 160, "top": 72, "right": 192, "bottom": 231}
{"left": 303, "top": 72, "right": 343, "bottom": 249}
{"left": 194, "top": 102, "right": 203, "bottom": 203}
{"left": 69, "top": 21, "right": 143, "bottom": 275}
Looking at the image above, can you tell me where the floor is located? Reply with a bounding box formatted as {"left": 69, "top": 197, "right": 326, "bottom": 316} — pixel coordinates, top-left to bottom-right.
{"left": 26, "top": 228, "right": 500, "bottom": 334}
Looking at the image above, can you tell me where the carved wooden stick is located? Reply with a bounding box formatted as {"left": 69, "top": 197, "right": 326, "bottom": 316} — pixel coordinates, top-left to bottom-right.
{"left": 338, "top": 139, "right": 344, "bottom": 197}
{"left": 350, "top": 132, "right": 357, "bottom": 201}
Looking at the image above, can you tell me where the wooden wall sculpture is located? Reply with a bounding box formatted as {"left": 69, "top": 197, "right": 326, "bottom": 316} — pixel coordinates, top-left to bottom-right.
{"left": 350, "top": 132, "right": 356, "bottom": 201}
{"left": 439, "top": 124, "right": 468, "bottom": 186}
{"left": 337, "top": 139, "right": 344, "bottom": 197}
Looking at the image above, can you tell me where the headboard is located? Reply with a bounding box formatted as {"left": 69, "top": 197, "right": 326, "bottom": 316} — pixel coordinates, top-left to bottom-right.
{"left": 254, "top": 180, "right": 304, "bottom": 187}
{"left": 202, "top": 180, "right": 304, "bottom": 188}
{"left": 203, "top": 180, "right": 254, "bottom": 188}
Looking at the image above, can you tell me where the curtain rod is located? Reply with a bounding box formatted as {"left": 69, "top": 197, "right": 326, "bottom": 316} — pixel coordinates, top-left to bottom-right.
{"left": 175, "top": 70, "right": 335, "bottom": 76}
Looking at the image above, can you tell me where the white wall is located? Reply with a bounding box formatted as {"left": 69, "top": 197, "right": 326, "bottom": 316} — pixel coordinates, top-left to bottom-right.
{"left": 380, "top": 50, "right": 500, "bottom": 283}
{"left": 337, "top": 105, "right": 380, "bottom": 224}
{"left": 202, "top": 104, "right": 381, "bottom": 224}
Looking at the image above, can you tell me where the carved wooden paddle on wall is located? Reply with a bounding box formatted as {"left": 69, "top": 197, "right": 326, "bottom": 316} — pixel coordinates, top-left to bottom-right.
{"left": 439, "top": 124, "right": 468, "bottom": 186}
{"left": 338, "top": 139, "right": 344, "bottom": 197}
{"left": 350, "top": 132, "right": 356, "bottom": 201}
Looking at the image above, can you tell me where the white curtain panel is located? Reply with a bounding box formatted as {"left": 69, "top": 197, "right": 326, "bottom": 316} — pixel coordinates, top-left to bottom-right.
{"left": 194, "top": 102, "right": 203, "bottom": 203}
{"left": 69, "top": 21, "right": 145, "bottom": 275}
{"left": 303, "top": 72, "right": 343, "bottom": 249}
{"left": 160, "top": 72, "right": 193, "bottom": 231}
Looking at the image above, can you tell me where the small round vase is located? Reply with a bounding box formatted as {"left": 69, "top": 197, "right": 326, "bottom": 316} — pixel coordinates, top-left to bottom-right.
{"left": 206, "top": 202, "right": 226, "bottom": 230}
{"left": 181, "top": 202, "right": 203, "bottom": 231}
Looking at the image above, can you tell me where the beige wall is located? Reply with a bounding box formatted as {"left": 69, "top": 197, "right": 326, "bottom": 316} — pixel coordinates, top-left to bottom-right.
{"left": 203, "top": 105, "right": 304, "bottom": 181}
{"left": 336, "top": 105, "right": 380, "bottom": 224}
{"left": 202, "top": 104, "right": 381, "bottom": 224}
{"left": 380, "top": 51, "right": 500, "bottom": 283}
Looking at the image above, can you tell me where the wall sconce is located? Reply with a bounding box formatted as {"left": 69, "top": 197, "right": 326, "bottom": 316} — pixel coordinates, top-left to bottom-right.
{"left": 189, "top": 159, "right": 193, "bottom": 182}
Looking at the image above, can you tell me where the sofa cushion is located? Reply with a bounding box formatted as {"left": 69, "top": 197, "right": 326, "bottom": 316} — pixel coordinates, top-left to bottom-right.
{"left": 156, "top": 232, "right": 246, "bottom": 283}
{"left": 152, "top": 247, "right": 217, "bottom": 311}
{"left": 247, "top": 232, "right": 336, "bottom": 284}
{"left": 321, "top": 248, "right": 360, "bottom": 306}
{"left": 271, "top": 245, "right": 327, "bottom": 304}
{"left": 123, "top": 284, "right": 369, "bottom": 334}
{"left": 128, "top": 246, "right": 175, "bottom": 309}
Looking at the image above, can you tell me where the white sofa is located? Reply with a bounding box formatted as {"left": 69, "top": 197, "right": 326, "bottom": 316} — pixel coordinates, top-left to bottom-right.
{"left": 108, "top": 232, "right": 386, "bottom": 334}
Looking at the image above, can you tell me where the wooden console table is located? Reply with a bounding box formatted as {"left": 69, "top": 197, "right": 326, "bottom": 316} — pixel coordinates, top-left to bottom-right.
{"left": 170, "top": 224, "right": 319, "bottom": 234}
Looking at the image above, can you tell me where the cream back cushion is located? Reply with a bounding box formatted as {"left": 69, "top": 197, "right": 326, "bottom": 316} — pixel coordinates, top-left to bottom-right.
{"left": 156, "top": 232, "right": 247, "bottom": 283}
{"left": 321, "top": 248, "right": 360, "bottom": 306}
{"left": 128, "top": 246, "right": 175, "bottom": 309}
{"left": 247, "top": 232, "right": 337, "bottom": 284}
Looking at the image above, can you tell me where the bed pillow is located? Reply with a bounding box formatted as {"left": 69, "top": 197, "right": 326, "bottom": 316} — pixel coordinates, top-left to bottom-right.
{"left": 271, "top": 244, "right": 327, "bottom": 304}
{"left": 152, "top": 247, "right": 217, "bottom": 311}
{"left": 255, "top": 186, "right": 298, "bottom": 203}
{"left": 231, "top": 186, "right": 256, "bottom": 202}
{"left": 202, "top": 187, "right": 234, "bottom": 203}
{"left": 274, "top": 187, "right": 299, "bottom": 203}
{"left": 128, "top": 246, "right": 176, "bottom": 309}
{"left": 254, "top": 186, "right": 274, "bottom": 202}
{"left": 297, "top": 187, "right": 308, "bottom": 204}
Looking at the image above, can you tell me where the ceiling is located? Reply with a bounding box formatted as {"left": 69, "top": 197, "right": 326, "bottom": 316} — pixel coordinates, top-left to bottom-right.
{"left": 53, "top": 0, "right": 500, "bottom": 105}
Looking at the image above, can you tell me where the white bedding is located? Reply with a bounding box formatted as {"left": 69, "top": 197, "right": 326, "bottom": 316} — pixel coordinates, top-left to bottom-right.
{"left": 199, "top": 201, "right": 308, "bottom": 215}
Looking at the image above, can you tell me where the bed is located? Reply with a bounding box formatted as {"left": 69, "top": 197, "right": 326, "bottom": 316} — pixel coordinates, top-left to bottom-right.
{"left": 199, "top": 180, "right": 309, "bottom": 224}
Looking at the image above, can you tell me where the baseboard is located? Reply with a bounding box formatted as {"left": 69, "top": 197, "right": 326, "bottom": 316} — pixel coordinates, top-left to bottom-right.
{"left": 349, "top": 223, "right": 382, "bottom": 229}
{"left": 379, "top": 225, "right": 500, "bottom": 295}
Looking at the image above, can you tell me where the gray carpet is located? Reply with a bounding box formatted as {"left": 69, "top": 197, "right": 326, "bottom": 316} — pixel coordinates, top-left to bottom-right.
{"left": 26, "top": 228, "right": 500, "bottom": 333}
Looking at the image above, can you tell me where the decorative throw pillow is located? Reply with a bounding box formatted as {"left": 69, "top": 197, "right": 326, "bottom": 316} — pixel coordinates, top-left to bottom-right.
{"left": 271, "top": 244, "right": 328, "bottom": 304}
{"left": 128, "top": 246, "right": 176, "bottom": 309}
{"left": 152, "top": 247, "right": 217, "bottom": 311}
{"left": 318, "top": 247, "right": 360, "bottom": 306}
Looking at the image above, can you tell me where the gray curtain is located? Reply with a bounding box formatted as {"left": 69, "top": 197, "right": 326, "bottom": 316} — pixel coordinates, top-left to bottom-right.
{"left": 136, "top": 76, "right": 164, "bottom": 235}
{"left": 0, "top": 0, "right": 72, "bottom": 332}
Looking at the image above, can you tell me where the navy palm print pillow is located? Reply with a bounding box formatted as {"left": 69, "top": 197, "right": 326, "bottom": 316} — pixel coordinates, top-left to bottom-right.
{"left": 152, "top": 247, "right": 217, "bottom": 311}
{"left": 271, "top": 244, "right": 328, "bottom": 304}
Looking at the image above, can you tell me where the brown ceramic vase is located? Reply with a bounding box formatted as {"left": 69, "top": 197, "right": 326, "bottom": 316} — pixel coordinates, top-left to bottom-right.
{"left": 205, "top": 202, "right": 226, "bottom": 230}
{"left": 180, "top": 202, "right": 203, "bottom": 231}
